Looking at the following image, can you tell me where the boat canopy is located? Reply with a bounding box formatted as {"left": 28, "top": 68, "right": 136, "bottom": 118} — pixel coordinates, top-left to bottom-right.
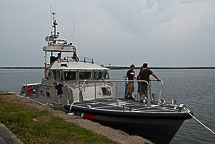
{"left": 50, "top": 61, "right": 109, "bottom": 71}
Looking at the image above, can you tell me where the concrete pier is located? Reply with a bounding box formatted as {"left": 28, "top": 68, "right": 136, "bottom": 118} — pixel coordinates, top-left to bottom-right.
{"left": 0, "top": 123, "right": 23, "bottom": 144}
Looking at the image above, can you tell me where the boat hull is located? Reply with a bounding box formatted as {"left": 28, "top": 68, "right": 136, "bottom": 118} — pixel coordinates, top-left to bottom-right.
{"left": 97, "top": 116, "right": 183, "bottom": 144}
{"left": 73, "top": 111, "right": 184, "bottom": 144}
{"left": 66, "top": 98, "right": 192, "bottom": 144}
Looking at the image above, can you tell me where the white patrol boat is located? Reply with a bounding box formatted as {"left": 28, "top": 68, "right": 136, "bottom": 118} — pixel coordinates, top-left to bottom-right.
{"left": 20, "top": 12, "right": 113, "bottom": 104}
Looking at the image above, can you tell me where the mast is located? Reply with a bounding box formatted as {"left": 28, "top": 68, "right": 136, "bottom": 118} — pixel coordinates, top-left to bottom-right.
{"left": 52, "top": 12, "right": 58, "bottom": 45}
{"left": 43, "top": 12, "right": 77, "bottom": 69}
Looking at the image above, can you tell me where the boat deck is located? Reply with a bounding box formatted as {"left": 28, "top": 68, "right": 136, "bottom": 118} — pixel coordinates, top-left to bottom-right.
{"left": 68, "top": 98, "right": 192, "bottom": 120}
{"left": 71, "top": 98, "right": 180, "bottom": 113}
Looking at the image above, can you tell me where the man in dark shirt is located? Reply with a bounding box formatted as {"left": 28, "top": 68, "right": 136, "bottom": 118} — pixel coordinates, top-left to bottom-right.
{"left": 138, "top": 63, "right": 160, "bottom": 102}
{"left": 53, "top": 81, "right": 67, "bottom": 104}
{"left": 125, "top": 64, "right": 136, "bottom": 99}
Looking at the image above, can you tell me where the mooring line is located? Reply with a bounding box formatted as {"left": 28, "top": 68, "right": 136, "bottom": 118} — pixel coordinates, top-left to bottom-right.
{"left": 185, "top": 108, "right": 215, "bottom": 135}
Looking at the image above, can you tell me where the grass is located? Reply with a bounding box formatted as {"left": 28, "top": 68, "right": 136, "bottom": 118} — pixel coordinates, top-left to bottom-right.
{"left": 0, "top": 92, "right": 116, "bottom": 144}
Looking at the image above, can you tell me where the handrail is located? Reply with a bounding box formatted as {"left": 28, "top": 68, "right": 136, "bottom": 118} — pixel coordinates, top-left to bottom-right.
{"left": 149, "top": 80, "right": 163, "bottom": 106}
{"left": 75, "top": 79, "right": 163, "bottom": 107}
{"left": 77, "top": 79, "right": 148, "bottom": 83}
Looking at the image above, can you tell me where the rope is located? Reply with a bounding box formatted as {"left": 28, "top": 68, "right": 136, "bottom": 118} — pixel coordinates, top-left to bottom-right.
{"left": 185, "top": 108, "right": 215, "bottom": 135}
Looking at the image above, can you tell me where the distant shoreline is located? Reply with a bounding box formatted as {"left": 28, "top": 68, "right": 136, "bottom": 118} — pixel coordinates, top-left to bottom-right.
{"left": 0, "top": 67, "right": 44, "bottom": 69}
{"left": 0, "top": 66, "right": 215, "bottom": 70}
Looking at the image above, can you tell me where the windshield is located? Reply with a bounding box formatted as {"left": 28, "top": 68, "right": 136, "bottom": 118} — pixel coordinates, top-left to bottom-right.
{"left": 103, "top": 71, "right": 110, "bottom": 79}
{"left": 64, "top": 71, "right": 76, "bottom": 80}
{"left": 53, "top": 70, "right": 61, "bottom": 80}
{"left": 94, "top": 71, "right": 103, "bottom": 80}
{"left": 79, "top": 72, "right": 91, "bottom": 80}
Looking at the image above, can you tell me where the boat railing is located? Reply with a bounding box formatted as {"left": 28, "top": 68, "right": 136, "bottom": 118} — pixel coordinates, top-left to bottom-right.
{"left": 149, "top": 80, "right": 164, "bottom": 106}
{"left": 77, "top": 79, "right": 163, "bottom": 107}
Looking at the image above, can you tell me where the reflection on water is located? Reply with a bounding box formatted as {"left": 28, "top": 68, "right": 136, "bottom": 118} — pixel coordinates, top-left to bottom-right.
{"left": 0, "top": 69, "right": 215, "bottom": 144}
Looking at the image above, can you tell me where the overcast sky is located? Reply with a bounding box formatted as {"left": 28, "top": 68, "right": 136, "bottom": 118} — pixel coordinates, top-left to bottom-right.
{"left": 0, "top": 0, "right": 214, "bottom": 67}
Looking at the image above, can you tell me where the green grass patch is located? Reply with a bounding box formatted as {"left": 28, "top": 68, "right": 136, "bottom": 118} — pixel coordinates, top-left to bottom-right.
{"left": 0, "top": 93, "right": 116, "bottom": 144}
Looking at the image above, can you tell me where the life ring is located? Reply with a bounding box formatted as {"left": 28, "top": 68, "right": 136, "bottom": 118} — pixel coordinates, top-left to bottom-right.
{"left": 45, "top": 67, "right": 49, "bottom": 80}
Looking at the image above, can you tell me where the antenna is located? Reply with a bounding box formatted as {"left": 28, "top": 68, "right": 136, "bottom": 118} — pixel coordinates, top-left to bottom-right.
{"left": 52, "top": 11, "right": 57, "bottom": 37}
{"left": 50, "top": 6, "right": 52, "bottom": 33}
{"left": 69, "top": 28, "right": 72, "bottom": 43}
{"left": 73, "top": 0, "right": 76, "bottom": 44}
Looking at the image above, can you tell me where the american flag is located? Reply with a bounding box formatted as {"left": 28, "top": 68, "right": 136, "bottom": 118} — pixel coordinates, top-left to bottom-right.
{"left": 45, "top": 36, "right": 55, "bottom": 42}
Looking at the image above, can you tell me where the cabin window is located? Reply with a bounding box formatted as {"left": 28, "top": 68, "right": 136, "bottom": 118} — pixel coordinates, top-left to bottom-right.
{"left": 103, "top": 71, "right": 110, "bottom": 79}
{"left": 53, "top": 70, "right": 56, "bottom": 79}
{"left": 64, "top": 71, "right": 76, "bottom": 80}
{"left": 53, "top": 70, "right": 61, "bottom": 80}
{"left": 102, "top": 87, "right": 112, "bottom": 96}
{"left": 61, "top": 64, "right": 67, "bottom": 67}
{"left": 79, "top": 72, "right": 91, "bottom": 80}
{"left": 46, "top": 91, "right": 50, "bottom": 97}
{"left": 56, "top": 71, "right": 61, "bottom": 80}
{"left": 94, "top": 71, "right": 103, "bottom": 80}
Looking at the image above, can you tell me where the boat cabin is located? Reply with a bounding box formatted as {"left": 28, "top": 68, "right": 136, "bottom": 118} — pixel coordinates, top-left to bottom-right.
{"left": 43, "top": 44, "right": 110, "bottom": 83}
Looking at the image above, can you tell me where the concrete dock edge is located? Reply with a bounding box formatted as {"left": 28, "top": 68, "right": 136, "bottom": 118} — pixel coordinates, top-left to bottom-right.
{"left": 0, "top": 122, "right": 23, "bottom": 144}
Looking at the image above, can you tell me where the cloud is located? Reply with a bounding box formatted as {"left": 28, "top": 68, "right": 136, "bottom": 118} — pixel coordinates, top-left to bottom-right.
{"left": 151, "top": 0, "right": 215, "bottom": 42}
{"left": 98, "top": 0, "right": 215, "bottom": 66}
{"left": 100, "top": 0, "right": 176, "bottom": 33}
{"left": 100, "top": 0, "right": 215, "bottom": 41}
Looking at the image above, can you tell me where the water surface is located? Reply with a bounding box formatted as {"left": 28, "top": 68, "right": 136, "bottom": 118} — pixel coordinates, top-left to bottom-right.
{"left": 0, "top": 69, "right": 214, "bottom": 144}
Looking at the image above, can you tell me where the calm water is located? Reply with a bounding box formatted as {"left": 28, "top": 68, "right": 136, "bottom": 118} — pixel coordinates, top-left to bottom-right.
{"left": 0, "top": 69, "right": 214, "bottom": 144}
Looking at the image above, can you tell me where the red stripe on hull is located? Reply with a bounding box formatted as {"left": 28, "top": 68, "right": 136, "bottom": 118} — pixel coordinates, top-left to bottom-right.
{"left": 82, "top": 113, "right": 96, "bottom": 120}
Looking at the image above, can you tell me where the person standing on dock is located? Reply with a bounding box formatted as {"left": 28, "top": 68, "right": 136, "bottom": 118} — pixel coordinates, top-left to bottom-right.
{"left": 54, "top": 81, "right": 67, "bottom": 105}
{"left": 125, "top": 64, "right": 136, "bottom": 99}
{"left": 138, "top": 63, "right": 160, "bottom": 103}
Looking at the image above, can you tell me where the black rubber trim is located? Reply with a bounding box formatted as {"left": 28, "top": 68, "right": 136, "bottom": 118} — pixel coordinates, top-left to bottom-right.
{"left": 70, "top": 106, "right": 192, "bottom": 119}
